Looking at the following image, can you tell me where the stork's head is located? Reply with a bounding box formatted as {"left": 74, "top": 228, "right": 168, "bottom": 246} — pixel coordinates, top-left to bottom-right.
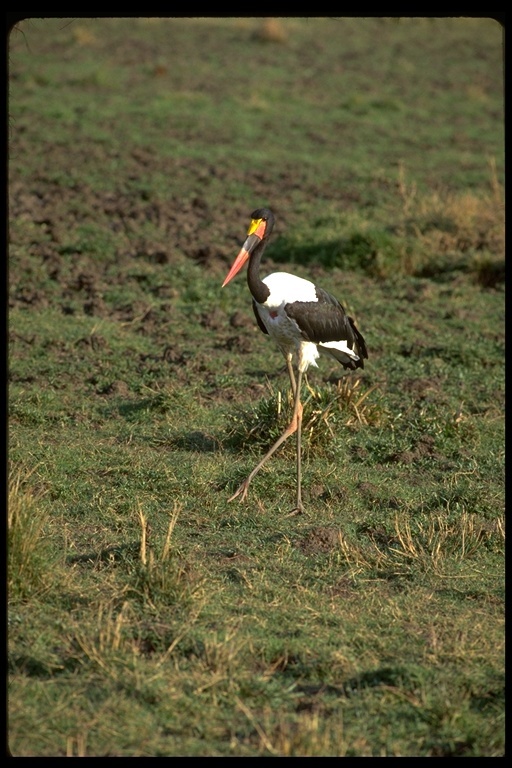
{"left": 222, "top": 208, "right": 275, "bottom": 287}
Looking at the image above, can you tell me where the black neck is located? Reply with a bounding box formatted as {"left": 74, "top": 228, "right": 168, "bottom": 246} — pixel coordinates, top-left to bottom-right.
{"left": 247, "top": 241, "right": 270, "bottom": 304}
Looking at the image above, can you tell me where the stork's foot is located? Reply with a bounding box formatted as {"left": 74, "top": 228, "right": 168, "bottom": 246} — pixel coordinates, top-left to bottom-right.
{"left": 227, "top": 479, "right": 251, "bottom": 503}
{"left": 285, "top": 503, "right": 304, "bottom": 517}
{"left": 229, "top": 481, "right": 305, "bottom": 515}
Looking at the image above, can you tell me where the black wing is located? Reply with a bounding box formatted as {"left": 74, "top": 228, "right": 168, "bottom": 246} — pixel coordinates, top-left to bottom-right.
{"left": 285, "top": 287, "right": 368, "bottom": 361}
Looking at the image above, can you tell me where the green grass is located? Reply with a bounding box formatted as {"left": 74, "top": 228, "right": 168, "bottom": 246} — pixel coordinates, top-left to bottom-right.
{"left": 8, "top": 17, "right": 504, "bottom": 757}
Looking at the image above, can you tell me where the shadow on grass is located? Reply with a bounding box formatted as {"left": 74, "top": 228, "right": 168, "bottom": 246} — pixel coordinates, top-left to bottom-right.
{"left": 9, "top": 653, "right": 81, "bottom": 678}
{"left": 100, "top": 396, "right": 227, "bottom": 453}
{"left": 66, "top": 541, "right": 140, "bottom": 566}
{"left": 116, "top": 397, "right": 169, "bottom": 418}
{"left": 292, "top": 664, "right": 426, "bottom": 701}
{"left": 269, "top": 233, "right": 505, "bottom": 286}
{"left": 268, "top": 234, "right": 379, "bottom": 273}
{"left": 167, "top": 431, "right": 220, "bottom": 453}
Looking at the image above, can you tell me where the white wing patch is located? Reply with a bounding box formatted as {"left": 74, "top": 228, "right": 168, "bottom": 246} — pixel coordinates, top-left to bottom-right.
{"left": 262, "top": 272, "right": 317, "bottom": 308}
{"left": 319, "top": 340, "right": 359, "bottom": 360}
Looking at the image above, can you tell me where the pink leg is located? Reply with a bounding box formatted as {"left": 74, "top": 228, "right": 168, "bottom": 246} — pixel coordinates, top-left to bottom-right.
{"left": 228, "top": 363, "right": 304, "bottom": 513}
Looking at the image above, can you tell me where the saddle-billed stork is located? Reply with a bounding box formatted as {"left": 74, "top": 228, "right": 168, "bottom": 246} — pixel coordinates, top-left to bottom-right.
{"left": 222, "top": 208, "right": 368, "bottom": 514}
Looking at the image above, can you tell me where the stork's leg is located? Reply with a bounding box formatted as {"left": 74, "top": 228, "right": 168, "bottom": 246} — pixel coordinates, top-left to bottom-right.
{"left": 291, "top": 369, "right": 304, "bottom": 515}
{"left": 228, "top": 360, "right": 303, "bottom": 508}
{"left": 285, "top": 354, "right": 297, "bottom": 398}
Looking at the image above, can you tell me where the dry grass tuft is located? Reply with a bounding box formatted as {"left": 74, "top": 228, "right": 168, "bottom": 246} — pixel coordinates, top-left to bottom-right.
{"left": 228, "top": 377, "right": 382, "bottom": 456}
{"left": 8, "top": 468, "right": 56, "bottom": 601}
{"left": 245, "top": 707, "right": 352, "bottom": 757}
{"left": 305, "top": 376, "right": 382, "bottom": 433}
{"left": 133, "top": 501, "right": 205, "bottom": 610}
{"left": 396, "top": 159, "right": 504, "bottom": 281}
{"left": 253, "top": 18, "right": 288, "bottom": 44}
{"left": 338, "top": 510, "right": 505, "bottom": 580}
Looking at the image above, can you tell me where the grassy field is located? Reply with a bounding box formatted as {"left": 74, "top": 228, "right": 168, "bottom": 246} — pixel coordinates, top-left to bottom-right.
{"left": 8, "top": 17, "right": 504, "bottom": 756}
